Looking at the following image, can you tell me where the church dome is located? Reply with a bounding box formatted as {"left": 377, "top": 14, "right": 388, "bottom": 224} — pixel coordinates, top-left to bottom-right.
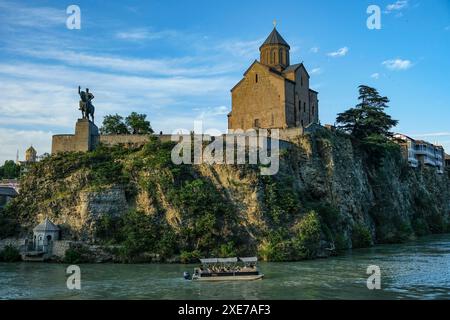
{"left": 260, "top": 27, "right": 290, "bottom": 49}
{"left": 259, "top": 27, "right": 291, "bottom": 70}
{"left": 25, "top": 145, "right": 37, "bottom": 162}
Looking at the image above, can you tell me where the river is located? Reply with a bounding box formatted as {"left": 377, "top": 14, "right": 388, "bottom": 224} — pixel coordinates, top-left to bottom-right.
{"left": 1, "top": 234, "right": 450, "bottom": 300}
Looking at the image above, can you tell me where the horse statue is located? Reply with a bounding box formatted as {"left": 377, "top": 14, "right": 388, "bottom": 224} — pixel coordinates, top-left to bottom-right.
{"left": 78, "top": 86, "right": 95, "bottom": 122}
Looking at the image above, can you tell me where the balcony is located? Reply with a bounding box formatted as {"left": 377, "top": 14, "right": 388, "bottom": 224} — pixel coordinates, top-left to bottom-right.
{"left": 424, "top": 157, "right": 436, "bottom": 166}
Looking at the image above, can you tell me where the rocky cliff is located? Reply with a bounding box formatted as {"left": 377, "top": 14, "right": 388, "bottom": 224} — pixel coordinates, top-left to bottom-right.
{"left": 2, "top": 130, "right": 449, "bottom": 262}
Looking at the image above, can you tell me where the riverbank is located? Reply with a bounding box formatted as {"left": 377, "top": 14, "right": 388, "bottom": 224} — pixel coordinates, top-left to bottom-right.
{"left": 1, "top": 234, "right": 450, "bottom": 300}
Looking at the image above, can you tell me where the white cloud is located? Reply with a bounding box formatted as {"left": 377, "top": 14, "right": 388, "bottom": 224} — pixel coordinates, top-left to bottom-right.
{"left": 116, "top": 29, "right": 179, "bottom": 41}
{"left": 386, "top": 0, "right": 409, "bottom": 12}
{"left": 14, "top": 48, "right": 236, "bottom": 77}
{"left": 310, "top": 47, "right": 320, "bottom": 53}
{"left": 0, "top": 0, "right": 66, "bottom": 28}
{"left": 216, "top": 38, "right": 264, "bottom": 59}
{"left": 0, "top": 128, "right": 52, "bottom": 164}
{"left": 310, "top": 68, "right": 323, "bottom": 75}
{"left": 327, "top": 47, "right": 349, "bottom": 57}
{"left": 371, "top": 73, "right": 380, "bottom": 79}
{"left": 0, "top": 61, "right": 236, "bottom": 139}
{"left": 382, "top": 59, "right": 412, "bottom": 70}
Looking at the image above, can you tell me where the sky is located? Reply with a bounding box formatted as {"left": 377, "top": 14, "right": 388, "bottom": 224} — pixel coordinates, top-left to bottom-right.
{"left": 0, "top": 0, "right": 449, "bottom": 163}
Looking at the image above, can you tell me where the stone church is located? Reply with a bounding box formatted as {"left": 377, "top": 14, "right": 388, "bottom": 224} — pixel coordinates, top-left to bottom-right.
{"left": 228, "top": 27, "right": 319, "bottom": 131}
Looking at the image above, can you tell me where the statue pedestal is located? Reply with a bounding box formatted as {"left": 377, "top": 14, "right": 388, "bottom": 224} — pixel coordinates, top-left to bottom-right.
{"left": 74, "top": 119, "right": 99, "bottom": 152}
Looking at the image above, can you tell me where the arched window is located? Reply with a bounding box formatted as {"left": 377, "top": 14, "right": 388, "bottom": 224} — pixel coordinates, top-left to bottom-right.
{"left": 255, "top": 73, "right": 258, "bottom": 83}
{"left": 271, "top": 50, "right": 276, "bottom": 64}
{"left": 279, "top": 49, "right": 284, "bottom": 64}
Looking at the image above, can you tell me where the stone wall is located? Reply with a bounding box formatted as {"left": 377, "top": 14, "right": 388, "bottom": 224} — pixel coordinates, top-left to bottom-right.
{"left": 230, "top": 62, "right": 286, "bottom": 130}
{"left": 52, "top": 118, "right": 176, "bottom": 154}
{"left": 52, "top": 134, "right": 77, "bottom": 154}
{"left": 51, "top": 240, "right": 72, "bottom": 258}
{"left": 100, "top": 134, "right": 173, "bottom": 147}
{"left": 52, "top": 119, "right": 99, "bottom": 154}
{"left": 0, "top": 238, "right": 27, "bottom": 252}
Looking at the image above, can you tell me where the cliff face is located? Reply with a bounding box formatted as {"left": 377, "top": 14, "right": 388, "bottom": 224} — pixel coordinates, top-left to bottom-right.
{"left": 3, "top": 130, "right": 450, "bottom": 261}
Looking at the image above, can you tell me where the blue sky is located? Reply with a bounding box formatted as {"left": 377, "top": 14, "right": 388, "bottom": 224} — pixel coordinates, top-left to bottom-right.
{"left": 0, "top": 0, "right": 449, "bottom": 163}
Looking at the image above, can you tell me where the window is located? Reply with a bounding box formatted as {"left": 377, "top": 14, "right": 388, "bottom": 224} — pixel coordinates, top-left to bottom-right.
{"left": 255, "top": 74, "right": 258, "bottom": 83}
{"left": 304, "top": 102, "right": 306, "bottom": 113}
{"left": 301, "top": 76, "right": 303, "bottom": 86}
{"left": 254, "top": 119, "right": 260, "bottom": 128}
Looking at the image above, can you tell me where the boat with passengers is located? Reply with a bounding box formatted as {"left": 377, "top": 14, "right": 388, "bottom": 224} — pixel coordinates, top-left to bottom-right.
{"left": 186, "top": 257, "right": 264, "bottom": 281}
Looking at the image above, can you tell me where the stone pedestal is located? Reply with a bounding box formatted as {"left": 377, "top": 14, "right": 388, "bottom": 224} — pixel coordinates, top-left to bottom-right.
{"left": 74, "top": 119, "right": 99, "bottom": 152}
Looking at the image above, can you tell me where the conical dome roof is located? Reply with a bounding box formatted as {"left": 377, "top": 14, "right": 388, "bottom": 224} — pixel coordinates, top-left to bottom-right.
{"left": 33, "top": 218, "right": 60, "bottom": 232}
{"left": 260, "top": 28, "right": 290, "bottom": 49}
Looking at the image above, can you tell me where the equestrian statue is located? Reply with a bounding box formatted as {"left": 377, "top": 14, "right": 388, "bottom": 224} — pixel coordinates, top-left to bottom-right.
{"left": 78, "top": 86, "right": 95, "bottom": 122}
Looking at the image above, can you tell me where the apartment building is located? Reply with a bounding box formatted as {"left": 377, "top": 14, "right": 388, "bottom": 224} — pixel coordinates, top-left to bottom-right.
{"left": 394, "top": 134, "right": 445, "bottom": 174}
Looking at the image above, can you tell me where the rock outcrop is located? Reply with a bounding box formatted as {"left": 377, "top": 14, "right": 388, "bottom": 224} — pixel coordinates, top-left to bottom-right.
{"left": 3, "top": 129, "right": 449, "bottom": 261}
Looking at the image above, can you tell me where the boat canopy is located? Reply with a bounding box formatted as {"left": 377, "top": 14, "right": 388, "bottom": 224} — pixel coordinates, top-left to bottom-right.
{"left": 218, "top": 257, "right": 238, "bottom": 263}
{"left": 200, "top": 258, "right": 218, "bottom": 264}
{"left": 200, "top": 257, "right": 257, "bottom": 264}
{"left": 200, "top": 257, "right": 238, "bottom": 264}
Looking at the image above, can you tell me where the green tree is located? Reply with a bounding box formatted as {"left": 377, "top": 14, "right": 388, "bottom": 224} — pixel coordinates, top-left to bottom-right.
{"left": 100, "top": 114, "right": 129, "bottom": 135}
{"left": 336, "top": 85, "right": 398, "bottom": 141}
{"left": 0, "top": 160, "right": 20, "bottom": 179}
{"left": 125, "top": 112, "right": 154, "bottom": 134}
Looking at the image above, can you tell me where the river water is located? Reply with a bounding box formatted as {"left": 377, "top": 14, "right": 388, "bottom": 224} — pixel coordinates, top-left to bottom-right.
{"left": 1, "top": 234, "right": 450, "bottom": 300}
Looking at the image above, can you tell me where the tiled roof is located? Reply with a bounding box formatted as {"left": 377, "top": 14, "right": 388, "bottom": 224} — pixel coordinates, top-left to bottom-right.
{"left": 33, "top": 218, "right": 60, "bottom": 232}
{"left": 260, "top": 28, "right": 290, "bottom": 49}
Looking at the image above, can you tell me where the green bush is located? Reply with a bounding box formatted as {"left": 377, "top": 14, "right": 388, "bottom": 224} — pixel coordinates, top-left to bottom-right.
{"left": 351, "top": 224, "right": 372, "bottom": 248}
{"left": 258, "top": 231, "right": 293, "bottom": 262}
{"left": 0, "top": 245, "right": 21, "bottom": 262}
{"left": 180, "top": 250, "right": 201, "bottom": 264}
{"left": 0, "top": 206, "right": 20, "bottom": 239}
{"left": 217, "top": 242, "right": 237, "bottom": 258}
{"left": 292, "top": 211, "right": 322, "bottom": 259}
{"left": 63, "top": 246, "right": 92, "bottom": 264}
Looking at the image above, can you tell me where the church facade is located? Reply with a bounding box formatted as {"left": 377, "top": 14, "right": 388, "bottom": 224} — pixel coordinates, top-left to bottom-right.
{"left": 228, "top": 27, "right": 319, "bottom": 131}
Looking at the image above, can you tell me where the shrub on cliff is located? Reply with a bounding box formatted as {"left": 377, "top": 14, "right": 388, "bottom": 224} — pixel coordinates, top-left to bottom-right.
{"left": 180, "top": 250, "right": 201, "bottom": 263}
{"left": 63, "top": 246, "right": 93, "bottom": 264}
{"left": 292, "top": 211, "right": 322, "bottom": 259}
{"left": 258, "top": 229, "right": 294, "bottom": 262}
{"left": 261, "top": 175, "right": 300, "bottom": 224}
{"left": 351, "top": 224, "right": 372, "bottom": 248}
{"left": 0, "top": 245, "right": 21, "bottom": 262}
{"left": 0, "top": 204, "right": 20, "bottom": 239}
